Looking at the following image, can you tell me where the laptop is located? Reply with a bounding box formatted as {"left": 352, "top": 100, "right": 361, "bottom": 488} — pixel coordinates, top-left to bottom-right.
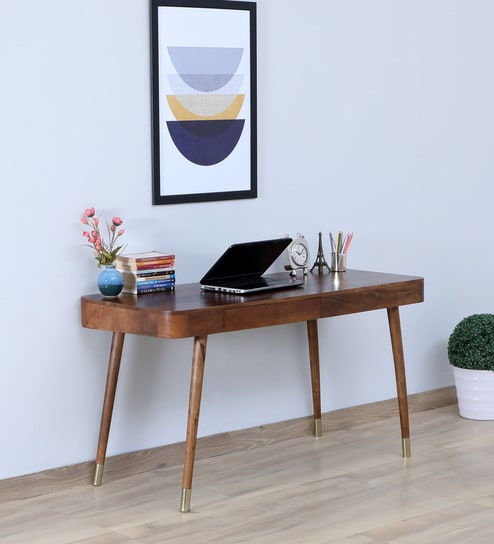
{"left": 200, "top": 238, "right": 305, "bottom": 294}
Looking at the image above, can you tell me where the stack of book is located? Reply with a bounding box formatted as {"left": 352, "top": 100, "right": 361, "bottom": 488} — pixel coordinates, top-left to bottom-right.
{"left": 115, "top": 251, "right": 175, "bottom": 294}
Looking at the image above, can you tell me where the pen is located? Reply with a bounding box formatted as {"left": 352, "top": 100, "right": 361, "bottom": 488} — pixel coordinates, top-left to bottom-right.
{"left": 335, "top": 231, "right": 342, "bottom": 254}
{"left": 342, "top": 232, "right": 353, "bottom": 254}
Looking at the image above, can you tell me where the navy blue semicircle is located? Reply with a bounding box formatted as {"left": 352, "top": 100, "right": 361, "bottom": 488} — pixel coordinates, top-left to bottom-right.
{"left": 167, "top": 119, "right": 245, "bottom": 166}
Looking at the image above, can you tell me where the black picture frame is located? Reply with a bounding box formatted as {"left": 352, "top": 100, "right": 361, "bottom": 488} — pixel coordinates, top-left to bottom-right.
{"left": 151, "top": 0, "right": 257, "bottom": 205}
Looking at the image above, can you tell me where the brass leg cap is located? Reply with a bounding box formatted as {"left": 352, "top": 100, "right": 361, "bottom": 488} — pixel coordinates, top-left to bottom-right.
{"left": 402, "top": 437, "right": 411, "bottom": 458}
{"left": 180, "top": 488, "right": 191, "bottom": 513}
{"left": 93, "top": 463, "right": 104, "bottom": 486}
{"left": 314, "top": 418, "right": 322, "bottom": 438}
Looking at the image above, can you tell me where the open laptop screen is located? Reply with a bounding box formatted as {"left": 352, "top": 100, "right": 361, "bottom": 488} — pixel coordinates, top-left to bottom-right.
{"left": 200, "top": 238, "right": 292, "bottom": 283}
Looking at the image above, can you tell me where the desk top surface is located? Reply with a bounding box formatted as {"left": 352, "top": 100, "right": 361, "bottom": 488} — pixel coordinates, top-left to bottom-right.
{"left": 81, "top": 269, "right": 424, "bottom": 338}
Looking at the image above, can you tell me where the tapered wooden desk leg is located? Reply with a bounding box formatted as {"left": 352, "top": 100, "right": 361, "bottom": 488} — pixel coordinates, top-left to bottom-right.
{"left": 93, "top": 331, "right": 125, "bottom": 486}
{"left": 180, "top": 335, "right": 208, "bottom": 513}
{"left": 307, "top": 320, "right": 322, "bottom": 437}
{"left": 387, "top": 307, "right": 411, "bottom": 458}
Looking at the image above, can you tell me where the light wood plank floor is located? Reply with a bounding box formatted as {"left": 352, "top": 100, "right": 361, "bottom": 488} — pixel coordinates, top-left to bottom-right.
{"left": 2, "top": 399, "right": 494, "bottom": 543}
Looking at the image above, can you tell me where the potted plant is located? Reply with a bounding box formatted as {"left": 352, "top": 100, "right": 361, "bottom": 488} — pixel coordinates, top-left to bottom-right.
{"left": 447, "top": 313, "right": 494, "bottom": 420}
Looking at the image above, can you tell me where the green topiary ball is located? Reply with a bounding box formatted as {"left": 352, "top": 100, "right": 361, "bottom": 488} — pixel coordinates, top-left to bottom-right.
{"left": 447, "top": 313, "right": 494, "bottom": 371}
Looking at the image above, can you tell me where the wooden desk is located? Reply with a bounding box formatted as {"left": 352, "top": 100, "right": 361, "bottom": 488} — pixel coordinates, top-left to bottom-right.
{"left": 81, "top": 269, "right": 424, "bottom": 512}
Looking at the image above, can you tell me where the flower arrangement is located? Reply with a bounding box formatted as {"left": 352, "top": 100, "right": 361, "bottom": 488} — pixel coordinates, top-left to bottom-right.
{"left": 80, "top": 207, "right": 125, "bottom": 267}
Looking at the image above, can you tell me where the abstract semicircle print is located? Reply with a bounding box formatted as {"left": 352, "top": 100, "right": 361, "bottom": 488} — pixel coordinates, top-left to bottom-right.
{"left": 166, "top": 46, "right": 247, "bottom": 167}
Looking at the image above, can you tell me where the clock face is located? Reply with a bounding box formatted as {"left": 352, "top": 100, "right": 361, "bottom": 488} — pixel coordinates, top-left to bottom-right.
{"left": 291, "top": 242, "right": 308, "bottom": 266}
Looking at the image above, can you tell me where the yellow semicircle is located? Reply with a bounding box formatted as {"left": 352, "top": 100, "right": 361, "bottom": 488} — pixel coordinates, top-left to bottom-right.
{"left": 166, "top": 94, "right": 245, "bottom": 121}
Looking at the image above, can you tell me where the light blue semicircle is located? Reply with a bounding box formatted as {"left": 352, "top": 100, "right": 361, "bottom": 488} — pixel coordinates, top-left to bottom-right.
{"left": 168, "top": 47, "right": 243, "bottom": 75}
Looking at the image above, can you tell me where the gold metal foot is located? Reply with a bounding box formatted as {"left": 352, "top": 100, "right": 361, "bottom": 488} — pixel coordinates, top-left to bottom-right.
{"left": 93, "top": 463, "right": 104, "bottom": 486}
{"left": 402, "top": 437, "right": 411, "bottom": 458}
{"left": 180, "top": 488, "right": 191, "bottom": 513}
{"left": 314, "top": 418, "right": 322, "bottom": 438}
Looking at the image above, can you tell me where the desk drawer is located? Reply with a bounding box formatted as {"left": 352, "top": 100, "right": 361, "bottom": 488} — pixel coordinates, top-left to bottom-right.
{"left": 223, "top": 298, "right": 320, "bottom": 331}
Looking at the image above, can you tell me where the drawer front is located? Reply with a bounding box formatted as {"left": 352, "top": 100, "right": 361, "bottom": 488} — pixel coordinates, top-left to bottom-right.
{"left": 223, "top": 298, "right": 320, "bottom": 331}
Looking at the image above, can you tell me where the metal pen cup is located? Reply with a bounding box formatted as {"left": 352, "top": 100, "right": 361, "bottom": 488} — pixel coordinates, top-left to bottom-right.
{"left": 331, "top": 253, "right": 347, "bottom": 272}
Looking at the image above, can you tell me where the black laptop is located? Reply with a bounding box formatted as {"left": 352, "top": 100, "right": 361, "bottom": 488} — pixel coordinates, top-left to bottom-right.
{"left": 200, "top": 238, "right": 305, "bottom": 294}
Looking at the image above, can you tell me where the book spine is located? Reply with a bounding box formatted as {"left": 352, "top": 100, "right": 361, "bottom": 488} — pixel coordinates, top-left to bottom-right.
{"left": 117, "top": 261, "right": 175, "bottom": 271}
{"left": 136, "top": 274, "right": 175, "bottom": 282}
{"left": 135, "top": 279, "right": 175, "bottom": 289}
{"left": 131, "top": 270, "right": 175, "bottom": 279}
{"left": 122, "top": 271, "right": 175, "bottom": 280}
{"left": 123, "top": 285, "right": 175, "bottom": 295}
{"left": 136, "top": 259, "right": 175, "bottom": 267}
{"left": 135, "top": 272, "right": 175, "bottom": 283}
{"left": 117, "top": 253, "right": 175, "bottom": 263}
{"left": 132, "top": 254, "right": 175, "bottom": 263}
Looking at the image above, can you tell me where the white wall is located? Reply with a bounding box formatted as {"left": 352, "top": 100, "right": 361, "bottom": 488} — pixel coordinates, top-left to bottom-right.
{"left": 1, "top": 0, "right": 493, "bottom": 480}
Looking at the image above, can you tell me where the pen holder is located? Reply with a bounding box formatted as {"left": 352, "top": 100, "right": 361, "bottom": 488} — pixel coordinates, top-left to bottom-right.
{"left": 331, "top": 253, "right": 347, "bottom": 272}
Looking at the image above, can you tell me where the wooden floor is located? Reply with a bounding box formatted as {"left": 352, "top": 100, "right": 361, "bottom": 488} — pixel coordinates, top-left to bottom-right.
{"left": 2, "top": 391, "right": 494, "bottom": 543}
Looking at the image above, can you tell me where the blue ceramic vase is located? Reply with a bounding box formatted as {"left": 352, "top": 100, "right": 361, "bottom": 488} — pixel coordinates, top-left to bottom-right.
{"left": 97, "top": 264, "right": 124, "bottom": 297}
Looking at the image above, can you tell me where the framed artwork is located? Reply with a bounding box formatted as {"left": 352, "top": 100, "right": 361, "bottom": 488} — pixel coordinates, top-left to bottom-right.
{"left": 151, "top": 0, "right": 257, "bottom": 205}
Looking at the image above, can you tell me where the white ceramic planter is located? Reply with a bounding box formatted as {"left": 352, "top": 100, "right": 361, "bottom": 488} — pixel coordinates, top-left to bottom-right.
{"left": 453, "top": 366, "right": 494, "bottom": 420}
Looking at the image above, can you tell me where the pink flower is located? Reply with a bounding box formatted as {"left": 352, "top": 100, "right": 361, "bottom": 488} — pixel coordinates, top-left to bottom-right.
{"left": 79, "top": 207, "right": 126, "bottom": 267}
